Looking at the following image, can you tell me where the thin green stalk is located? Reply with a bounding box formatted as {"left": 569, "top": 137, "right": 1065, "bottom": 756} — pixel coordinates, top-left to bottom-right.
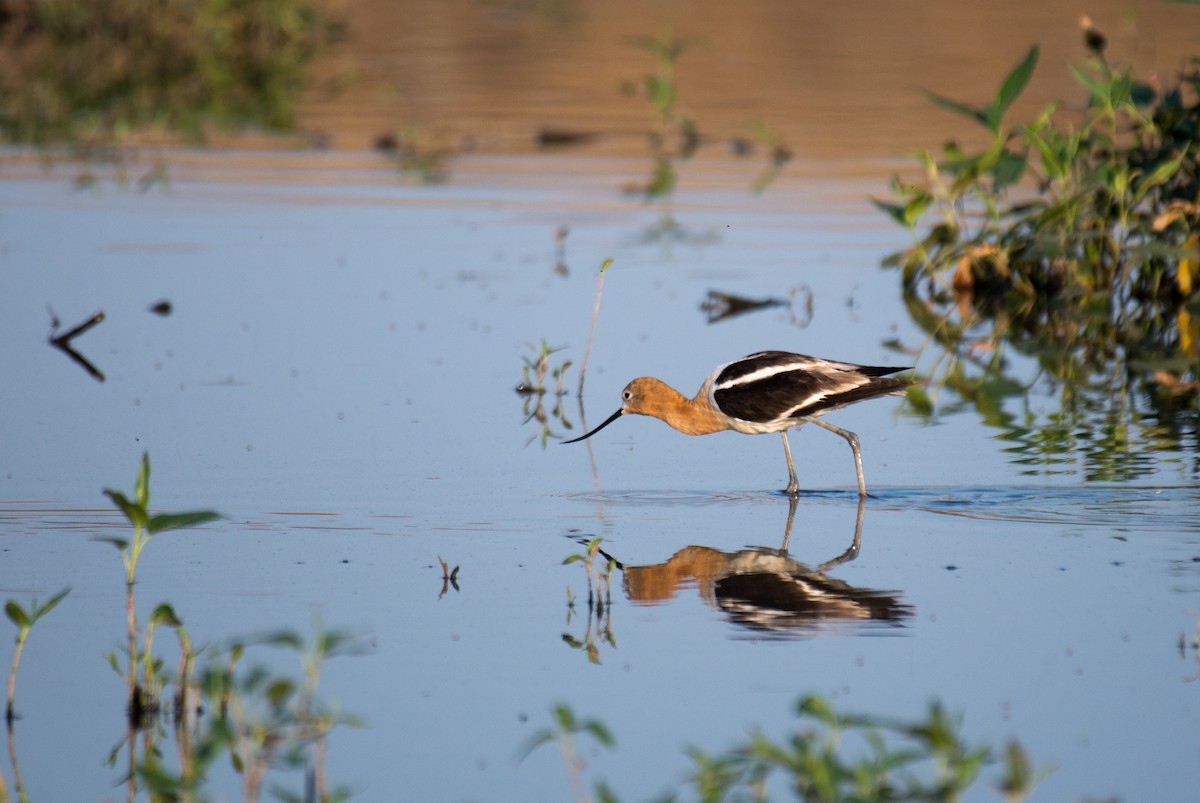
{"left": 577, "top": 258, "right": 612, "bottom": 400}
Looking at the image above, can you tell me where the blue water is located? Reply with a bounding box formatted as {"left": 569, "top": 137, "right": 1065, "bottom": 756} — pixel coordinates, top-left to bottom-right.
{"left": 1, "top": 157, "right": 1198, "bottom": 801}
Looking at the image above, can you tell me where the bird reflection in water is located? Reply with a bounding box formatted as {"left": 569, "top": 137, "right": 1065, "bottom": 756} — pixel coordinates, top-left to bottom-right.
{"left": 622, "top": 497, "right": 912, "bottom": 637}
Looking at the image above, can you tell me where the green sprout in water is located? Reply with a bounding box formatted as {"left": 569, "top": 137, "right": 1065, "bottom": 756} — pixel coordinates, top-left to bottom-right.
{"left": 519, "top": 703, "right": 616, "bottom": 803}
{"left": 520, "top": 695, "right": 1045, "bottom": 803}
{"left": 98, "top": 452, "right": 219, "bottom": 721}
{"left": 5, "top": 587, "right": 70, "bottom": 723}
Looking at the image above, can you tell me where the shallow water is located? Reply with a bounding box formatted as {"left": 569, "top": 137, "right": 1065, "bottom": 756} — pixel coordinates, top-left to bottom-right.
{"left": 3, "top": 1, "right": 1200, "bottom": 798}
{"left": 2, "top": 154, "right": 1198, "bottom": 802}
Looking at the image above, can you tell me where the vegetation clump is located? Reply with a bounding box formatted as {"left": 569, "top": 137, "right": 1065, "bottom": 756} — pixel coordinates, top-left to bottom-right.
{"left": 879, "top": 35, "right": 1199, "bottom": 477}
{"left": 0, "top": 0, "right": 340, "bottom": 148}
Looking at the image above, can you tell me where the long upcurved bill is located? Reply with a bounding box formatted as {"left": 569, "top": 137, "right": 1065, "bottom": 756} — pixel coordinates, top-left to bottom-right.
{"left": 561, "top": 408, "right": 623, "bottom": 444}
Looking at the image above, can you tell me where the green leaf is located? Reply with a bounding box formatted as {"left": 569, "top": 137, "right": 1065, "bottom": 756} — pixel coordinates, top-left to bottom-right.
{"left": 104, "top": 489, "right": 147, "bottom": 529}
{"left": 1132, "top": 147, "right": 1189, "bottom": 204}
{"left": 583, "top": 719, "right": 616, "bottom": 749}
{"left": 797, "top": 694, "right": 838, "bottom": 726}
{"left": 871, "top": 198, "right": 909, "bottom": 227}
{"left": 135, "top": 452, "right": 151, "bottom": 509}
{"left": 31, "top": 587, "right": 70, "bottom": 622}
{"left": 992, "top": 151, "right": 1028, "bottom": 189}
{"left": 1068, "top": 63, "right": 1104, "bottom": 102}
{"left": 150, "top": 603, "right": 182, "bottom": 628}
{"left": 147, "top": 510, "right": 219, "bottom": 535}
{"left": 986, "top": 45, "right": 1039, "bottom": 131}
{"left": 923, "top": 90, "right": 986, "bottom": 126}
{"left": 260, "top": 630, "right": 305, "bottom": 651}
{"left": 5, "top": 601, "right": 31, "bottom": 630}
{"left": 906, "top": 385, "right": 934, "bottom": 416}
{"left": 93, "top": 536, "right": 130, "bottom": 552}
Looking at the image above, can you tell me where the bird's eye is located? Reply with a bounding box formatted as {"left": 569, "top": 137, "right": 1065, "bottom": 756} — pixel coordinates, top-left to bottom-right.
{"left": 622, "top": 390, "right": 632, "bottom": 400}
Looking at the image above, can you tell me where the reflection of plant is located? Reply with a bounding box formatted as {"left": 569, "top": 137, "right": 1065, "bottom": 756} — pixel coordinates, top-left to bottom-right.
{"left": 98, "top": 453, "right": 219, "bottom": 721}
{"left": 746, "top": 119, "right": 793, "bottom": 194}
{"left": 521, "top": 695, "right": 1044, "bottom": 802}
{"left": 621, "top": 27, "right": 698, "bottom": 201}
{"left": 378, "top": 124, "right": 453, "bottom": 184}
{"left": 878, "top": 36, "right": 1200, "bottom": 478}
{"left": 5, "top": 588, "right": 70, "bottom": 722}
{"left": 0, "top": 0, "right": 340, "bottom": 148}
{"left": 562, "top": 538, "right": 616, "bottom": 664}
{"left": 620, "top": 28, "right": 718, "bottom": 247}
{"left": 516, "top": 340, "right": 574, "bottom": 447}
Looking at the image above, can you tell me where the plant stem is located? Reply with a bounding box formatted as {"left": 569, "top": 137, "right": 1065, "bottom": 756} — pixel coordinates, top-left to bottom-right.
{"left": 5, "top": 633, "right": 24, "bottom": 723}
{"left": 577, "top": 259, "right": 612, "bottom": 399}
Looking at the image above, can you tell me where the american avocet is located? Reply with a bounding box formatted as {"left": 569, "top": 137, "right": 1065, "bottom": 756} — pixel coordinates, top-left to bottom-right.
{"left": 563, "top": 350, "right": 912, "bottom": 496}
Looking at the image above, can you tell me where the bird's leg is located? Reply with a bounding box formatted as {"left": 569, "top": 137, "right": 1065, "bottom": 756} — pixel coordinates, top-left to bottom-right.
{"left": 803, "top": 417, "right": 867, "bottom": 497}
{"left": 780, "top": 431, "right": 800, "bottom": 496}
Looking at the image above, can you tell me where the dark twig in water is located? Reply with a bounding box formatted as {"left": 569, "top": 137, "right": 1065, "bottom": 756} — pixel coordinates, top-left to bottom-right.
{"left": 48, "top": 310, "right": 106, "bottom": 382}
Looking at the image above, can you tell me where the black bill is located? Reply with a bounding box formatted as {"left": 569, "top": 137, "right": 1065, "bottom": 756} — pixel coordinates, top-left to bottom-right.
{"left": 561, "top": 408, "right": 623, "bottom": 444}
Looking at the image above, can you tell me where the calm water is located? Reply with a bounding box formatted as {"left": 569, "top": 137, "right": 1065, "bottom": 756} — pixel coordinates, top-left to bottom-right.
{"left": 3, "top": 1, "right": 1200, "bottom": 800}
{"left": 2, "top": 155, "right": 1198, "bottom": 802}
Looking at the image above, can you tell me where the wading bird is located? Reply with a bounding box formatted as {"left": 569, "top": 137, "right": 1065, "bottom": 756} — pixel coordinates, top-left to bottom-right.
{"left": 563, "top": 350, "right": 912, "bottom": 496}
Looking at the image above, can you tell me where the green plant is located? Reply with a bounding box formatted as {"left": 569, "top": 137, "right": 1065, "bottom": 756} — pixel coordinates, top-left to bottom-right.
{"left": 378, "top": 124, "right": 453, "bottom": 184}
{"left": 522, "top": 695, "right": 1044, "bottom": 803}
{"left": 683, "top": 695, "right": 1044, "bottom": 802}
{"left": 519, "top": 703, "right": 616, "bottom": 803}
{"left": 0, "top": 0, "right": 342, "bottom": 179}
{"left": 747, "top": 119, "right": 794, "bottom": 194}
{"left": 878, "top": 36, "right": 1200, "bottom": 477}
{"left": 4, "top": 587, "right": 70, "bottom": 722}
{"left": 137, "top": 622, "right": 366, "bottom": 803}
{"left": 98, "top": 452, "right": 219, "bottom": 720}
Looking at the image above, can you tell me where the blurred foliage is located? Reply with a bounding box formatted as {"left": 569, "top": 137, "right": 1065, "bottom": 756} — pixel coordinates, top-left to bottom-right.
{"left": 525, "top": 695, "right": 1044, "bottom": 803}
{"left": 0, "top": 0, "right": 341, "bottom": 148}
{"left": 879, "top": 32, "right": 1200, "bottom": 480}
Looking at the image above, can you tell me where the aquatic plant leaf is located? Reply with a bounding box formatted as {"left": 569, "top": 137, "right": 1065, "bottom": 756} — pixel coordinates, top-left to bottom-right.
{"left": 93, "top": 536, "right": 130, "bottom": 552}
{"left": 30, "top": 587, "right": 70, "bottom": 623}
{"left": 1133, "top": 147, "right": 1190, "bottom": 203}
{"left": 104, "top": 489, "right": 148, "bottom": 529}
{"left": 135, "top": 452, "right": 151, "bottom": 509}
{"left": 906, "top": 385, "right": 934, "bottom": 416}
{"left": 797, "top": 694, "right": 838, "bottom": 726}
{"left": 260, "top": 630, "right": 305, "bottom": 651}
{"left": 150, "top": 604, "right": 182, "bottom": 628}
{"left": 986, "top": 46, "right": 1039, "bottom": 132}
{"left": 582, "top": 719, "right": 616, "bottom": 749}
{"left": 923, "top": 91, "right": 986, "bottom": 126}
{"left": 147, "top": 510, "right": 220, "bottom": 535}
{"left": 871, "top": 198, "right": 910, "bottom": 228}
{"left": 4, "top": 601, "right": 30, "bottom": 630}
{"left": 266, "top": 678, "right": 296, "bottom": 708}
{"left": 992, "top": 150, "right": 1028, "bottom": 189}
{"left": 1067, "top": 62, "right": 1105, "bottom": 102}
